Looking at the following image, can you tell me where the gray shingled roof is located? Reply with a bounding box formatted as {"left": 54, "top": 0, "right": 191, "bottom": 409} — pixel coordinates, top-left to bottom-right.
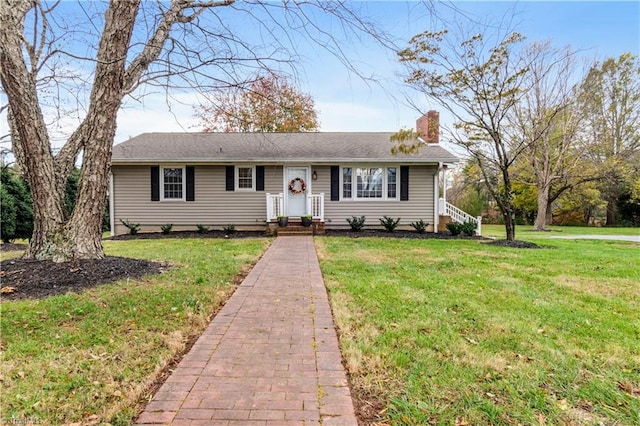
{"left": 111, "top": 132, "right": 458, "bottom": 164}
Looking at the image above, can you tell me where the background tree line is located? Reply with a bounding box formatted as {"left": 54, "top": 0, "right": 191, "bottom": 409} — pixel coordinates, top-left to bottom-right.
{"left": 396, "top": 22, "right": 639, "bottom": 237}
{"left": 447, "top": 53, "right": 639, "bottom": 228}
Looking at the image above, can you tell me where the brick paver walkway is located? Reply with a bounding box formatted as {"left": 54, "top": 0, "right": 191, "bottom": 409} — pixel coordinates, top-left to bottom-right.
{"left": 135, "top": 236, "right": 357, "bottom": 425}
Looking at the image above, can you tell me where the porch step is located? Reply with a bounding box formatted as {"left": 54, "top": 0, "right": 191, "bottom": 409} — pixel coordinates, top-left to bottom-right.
{"left": 276, "top": 223, "right": 314, "bottom": 236}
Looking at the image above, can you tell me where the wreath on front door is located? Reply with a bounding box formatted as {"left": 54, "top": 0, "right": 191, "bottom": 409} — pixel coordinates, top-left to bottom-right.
{"left": 288, "top": 177, "right": 307, "bottom": 194}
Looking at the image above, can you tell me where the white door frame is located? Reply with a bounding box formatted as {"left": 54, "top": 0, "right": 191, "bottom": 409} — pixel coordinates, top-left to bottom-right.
{"left": 284, "top": 166, "right": 311, "bottom": 217}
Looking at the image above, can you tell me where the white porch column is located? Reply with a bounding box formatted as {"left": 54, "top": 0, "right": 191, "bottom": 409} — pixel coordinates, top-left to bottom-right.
{"left": 442, "top": 166, "right": 447, "bottom": 203}
{"left": 433, "top": 163, "right": 441, "bottom": 233}
{"left": 109, "top": 172, "right": 115, "bottom": 237}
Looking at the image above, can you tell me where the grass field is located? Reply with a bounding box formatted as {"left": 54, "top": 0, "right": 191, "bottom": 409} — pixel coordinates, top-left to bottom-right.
{"left": 0, "top": 238, "right": 269, "bottom": 425}
{"left": 482, "top": 224, "right": 640, "bottom": 239}
{"left": 317, "top": 236, "right": 640, "bottom": 425}
{"left": 1, "top": 232, "right": 638, "bottom": 425}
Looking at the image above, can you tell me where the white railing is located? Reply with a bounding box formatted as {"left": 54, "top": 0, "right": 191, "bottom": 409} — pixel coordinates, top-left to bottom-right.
{"left": 308, "top": 193, "right": 324, "bottom": 220}
{"left": 266, "top": 193, "right": 284, "bottom": 221}
{"left": 266, "top": 192, "right": 325, "bottom": 222}
{"left": 439, "top": 198, "right": 482, "bottom": 236}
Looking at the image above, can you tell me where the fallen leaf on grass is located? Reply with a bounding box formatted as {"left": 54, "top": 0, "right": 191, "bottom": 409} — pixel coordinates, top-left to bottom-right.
{"left": 463, "top": 336, "right": 478, "bottom": 345}
{"left": 557, "top": 398, "right": 569, "bottom": 410}
{"left": 455, "top": 417, "right": 469, "bottom": 426}
{"left": 617, "top": 381, "right": 640, "bottom": 396}
{"left": 537, "top": 413, "right": 546, "bottom": 425}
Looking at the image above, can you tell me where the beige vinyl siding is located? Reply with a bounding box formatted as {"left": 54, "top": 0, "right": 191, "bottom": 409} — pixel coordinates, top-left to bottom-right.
{"left": 112, "top": 165, "right": 283, "bottom": 235}
{"left": 315, "top": 165, "right": 436, "bottom": 230}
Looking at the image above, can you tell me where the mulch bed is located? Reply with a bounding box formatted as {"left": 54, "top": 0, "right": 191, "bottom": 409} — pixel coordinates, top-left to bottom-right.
{"left": 0, "top": 256, "right": 167, "bottom": 301}
{"left": 108, "top": 230, "right": 266, "bottom": 240}
{"left": 324, "top": 229, "right": 488, "bottom": 240}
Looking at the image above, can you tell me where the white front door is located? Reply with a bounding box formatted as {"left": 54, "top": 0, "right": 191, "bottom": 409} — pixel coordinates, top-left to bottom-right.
{"left": 285, "top": 167, "right": 309, "bottom": 217}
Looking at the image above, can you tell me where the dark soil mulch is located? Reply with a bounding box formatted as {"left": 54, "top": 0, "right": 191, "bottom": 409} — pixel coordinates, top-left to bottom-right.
{"left": 483, "top": 239, "right": 542, "bottom": 248}
{"left": 108, "top": 230, "right": 266, "bottom": 240}
{"left": 324, "top": 229, "right": 488, "bottom": 240}
{"left": 1, "top": 256, "right": 167, "bottom": 301}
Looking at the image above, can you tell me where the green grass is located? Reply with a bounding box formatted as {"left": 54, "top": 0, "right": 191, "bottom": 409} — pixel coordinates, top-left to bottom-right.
{"left": 316, "top": 236, "right": 640, "bottom": 425}
{"left": 482, "top": 224, "right": 640, "bottom": 239}
{"left": 0, "top": 238, "right": 269, "bottom": 425}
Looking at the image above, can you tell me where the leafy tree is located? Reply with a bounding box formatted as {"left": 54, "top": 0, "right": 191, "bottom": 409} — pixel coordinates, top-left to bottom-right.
{"left": 397, "top": 30, "right": 532, "bottom": 241}
{"left": 554, "top": 182, "right": 606, "bottom": 226}
{"left": 0, "top": 185, "right": 17, "bottom": 243}
{"left": 197, "top": 74, "right": 319, "bottom": 132}
{"left": 509, "top": 42, "right": 592, "bottom": 230}
{"left": 578, "top": 53, "right": 640, "bottom": 226}
{"left": 0, "top": 1, "right": 388, "bottom": 261}
{"left": 0, "top": 166, "right": 33, "bottom": 242}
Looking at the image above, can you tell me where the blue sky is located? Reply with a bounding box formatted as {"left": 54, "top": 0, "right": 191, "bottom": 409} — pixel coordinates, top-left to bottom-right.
{"left": 1, "top": 1, "right": 638, "bottom": 148}
{"left": 115, "top": 1, "right": 639, "bottom": 143}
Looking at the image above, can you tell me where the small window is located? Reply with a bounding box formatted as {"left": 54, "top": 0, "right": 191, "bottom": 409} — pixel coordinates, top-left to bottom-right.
{"left": 162, "top": 167, "right": 184, "bottom": 200}
{"left": 237, "top": 166, "right": 254, "bottom": 190}
{"left": 342, "top": 167, "right": 352, "bottom": 198}
{"left": 387, "top": 167, "right": 397, "bottom": 199}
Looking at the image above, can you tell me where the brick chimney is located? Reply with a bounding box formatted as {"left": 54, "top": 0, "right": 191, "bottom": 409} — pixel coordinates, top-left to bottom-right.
{"left": 416, "top": 110, "right": 439, "bottom": 143}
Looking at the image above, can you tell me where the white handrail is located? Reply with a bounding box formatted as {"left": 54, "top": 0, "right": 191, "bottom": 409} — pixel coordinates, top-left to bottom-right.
{"left": 439, "top": 198, "right": 482, "bottom": 236}
{"left": 266, "top": 193, "right": 284, "bottom": 221}
{"left": 267, "top": 192, "right": 324, "bottom": 222}
{"left": 308, "top": 193, "right": 324, "bottom": 220}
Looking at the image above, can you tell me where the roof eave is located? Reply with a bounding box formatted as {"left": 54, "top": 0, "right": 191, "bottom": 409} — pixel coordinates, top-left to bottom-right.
{"left": 111, "top": 156, "right": 459, "bottom": 165}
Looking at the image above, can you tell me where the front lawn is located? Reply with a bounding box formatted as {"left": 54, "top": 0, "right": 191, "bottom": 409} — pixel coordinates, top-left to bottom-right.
{"left": 0, "top": 238, "right": 269, "bottom": 425}
{"left": 482, "top": 224, "right": 640, "bottom": 239}
{"left": 317, "top": 236, "right": 639, "bottom": 425}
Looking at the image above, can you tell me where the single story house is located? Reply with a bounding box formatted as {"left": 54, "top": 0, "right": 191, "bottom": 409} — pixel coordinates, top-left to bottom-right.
{"left": 109, "top": 112, "right": 480, "bottom": 236}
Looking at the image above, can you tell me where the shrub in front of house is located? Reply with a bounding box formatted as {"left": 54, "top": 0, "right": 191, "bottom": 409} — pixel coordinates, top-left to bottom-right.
{"left": 379, "top": 216, "right": 400, "bottom": 232}
{"left": 120, "top": 219, "right": 141, "bottom": 235}
{"left": 161, "top": 223, "right": 173, "bottom": 234}
{"left": 346, "top": 216, "right": 366, "bottom": 232}
{"left": 223, "top": 224, "right": 236, "bottom": 234}
{"left": 196, "top": 224, "right": 209, "bottom": 234}
{"left": 460, "top": 221, "right": 477, "bottom": 236}
{"left": 410, "top": 219, "right": 429, "bottom": 234}
{"left": 446, "top": 222, "right": 463, "bottom": 236}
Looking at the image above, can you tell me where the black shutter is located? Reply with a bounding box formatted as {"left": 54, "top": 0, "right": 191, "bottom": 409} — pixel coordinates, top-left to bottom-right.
{"left": 400, "top": 166, "right": 409, "bottom": 201}
{"left": 256, "top": 166, "right": 265, "bottom": 191}
{"left": 225, "top": 166, "right": 235, "bottom": 191}
{"left": 330, "top": 166, "right": 340, "bottom": 201}
{"left": 186, "top": 166, "right": 195, "bottom": 201}
{"left": 151, "top": 166, "right": 160, "bottom": 201}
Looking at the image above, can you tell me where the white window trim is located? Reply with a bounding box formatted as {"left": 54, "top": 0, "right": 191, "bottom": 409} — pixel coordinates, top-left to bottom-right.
{"left": 340, "top": 165, "right": 400, "bottom": 201}
{"left": 236, "top": 165, "right": 256, "bottom": 191}
{"left": 160, "top": 165, "right": 186, "bottom": 201}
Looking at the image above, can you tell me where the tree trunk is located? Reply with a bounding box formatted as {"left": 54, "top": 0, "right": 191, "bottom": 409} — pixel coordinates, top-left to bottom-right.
{"left": 605, "top": 197, "right": 617, "bottom": 226}
{"left": 534, "top": 185, "right": 551, "bottom": 231}
{"left": 504, "top": 209, "right": 516, "bottom": 241}
{"left": 545, "top": 200, "right": 553, "bottom": 225}
{"left": 1, "top": 0, "right": 139, "bottom": 262}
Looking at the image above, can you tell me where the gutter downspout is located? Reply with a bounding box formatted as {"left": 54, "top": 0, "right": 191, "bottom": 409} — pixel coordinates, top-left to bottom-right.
{"left": 434, "top": 162, "right": 443, "bottom": 233}
{"left": 109, "top": 172, "right": 115, "bottom": 237}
